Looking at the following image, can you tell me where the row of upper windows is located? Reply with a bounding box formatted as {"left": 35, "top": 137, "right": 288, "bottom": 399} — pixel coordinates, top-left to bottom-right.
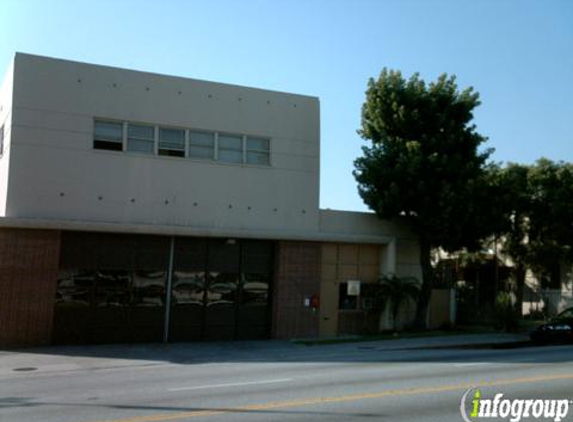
{"left": 93, "top": 120, "right": 271, "bottom": 166}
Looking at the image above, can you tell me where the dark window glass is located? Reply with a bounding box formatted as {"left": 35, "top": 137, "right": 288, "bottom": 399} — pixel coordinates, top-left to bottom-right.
{"left": 94, "top": 120, "right": 123, "bottom": 151}
{"left": 339, "top": 282, "right": 359, "bottom": 310}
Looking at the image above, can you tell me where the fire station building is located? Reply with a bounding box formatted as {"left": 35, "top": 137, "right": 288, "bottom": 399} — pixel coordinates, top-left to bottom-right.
{"left": 0, "top": 53, "right": 421, "bottom": 347}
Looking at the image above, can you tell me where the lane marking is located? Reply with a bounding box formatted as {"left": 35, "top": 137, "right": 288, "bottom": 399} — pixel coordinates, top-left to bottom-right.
{"left": 168, "top": 378, "right": 293, "bottom": 392}
{"left": 454, "top": 362, "right": 490, "bottom": 367}
{"left": 83, "top": 372, "right": 573, "bottom": 422}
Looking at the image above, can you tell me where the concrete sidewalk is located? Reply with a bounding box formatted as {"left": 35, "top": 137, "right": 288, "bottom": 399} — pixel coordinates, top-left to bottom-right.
{"left": 346, "top": 332, "right": 530, "bottom": 350}
{"left": 0, "top": 332, "right": 530, "bottom": 378}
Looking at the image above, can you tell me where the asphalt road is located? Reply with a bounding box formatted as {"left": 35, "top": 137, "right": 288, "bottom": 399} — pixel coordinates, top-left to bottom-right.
{"left": 1, "top": 338, "right": 573, "bottom": 422}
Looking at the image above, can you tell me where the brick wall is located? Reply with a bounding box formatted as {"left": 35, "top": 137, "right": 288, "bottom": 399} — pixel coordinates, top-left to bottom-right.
{"left": 272, "top": 241, "right": 321, "bottom": 339}
{"left": 0, "top": 229, "right": 60, "bottom": 348}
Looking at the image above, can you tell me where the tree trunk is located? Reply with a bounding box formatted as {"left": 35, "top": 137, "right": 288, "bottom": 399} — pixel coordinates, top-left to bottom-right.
{"left": 392, "top": 304, "right": 399, "bottom": 332}
{"left": 514, "top": 264, "right": 526, "bottom": 316}
{"left": 414, "top": 240, "right": 433, "bottom": 329}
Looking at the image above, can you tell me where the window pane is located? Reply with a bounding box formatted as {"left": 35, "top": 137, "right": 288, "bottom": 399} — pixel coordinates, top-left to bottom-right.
{"left": 160, "top": 128, "right": 184, "bottom": 142}
{"left": 189, "top": 145, "right": 214, "bottom": 159}
{"left": 247, "top": 151, "right": 269, "bottom": 165}
{"left": 95, "top": 121, "right": 122, "bottom": 141}
{"left": 190, "top": 131, "right": 214, "bottom": 147}
{"left": 339, "top": 283, "right": 358, "bottom": 310}
{"left": 218, "top": 134, "right": 242, "bottom": 150}
{"left": 128, "top": 124, "right": 154, "bottom": 140}
{"left": 218, "top": 149, "right": 243, "bottom": 163}
{"left": 247, "top": 137, "right": 269, "bottom": 152}
{"left": 128, "top": 139, "right": 154, "bottom": 153}
{"left": 159, "top": 128, "right": 185, "bottom": 151}
{"left": 94, "top": 140, "right": 122, "bottom": 151}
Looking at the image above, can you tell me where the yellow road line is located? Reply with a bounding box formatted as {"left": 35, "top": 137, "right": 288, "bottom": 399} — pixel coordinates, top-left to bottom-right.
{"left": 87, "top": 373, "right": 573, "bottom": 422}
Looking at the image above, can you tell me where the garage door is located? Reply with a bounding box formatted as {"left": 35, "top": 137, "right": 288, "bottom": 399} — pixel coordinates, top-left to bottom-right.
{"left": 53, "top": 232, "right": 274, "bottom": 344}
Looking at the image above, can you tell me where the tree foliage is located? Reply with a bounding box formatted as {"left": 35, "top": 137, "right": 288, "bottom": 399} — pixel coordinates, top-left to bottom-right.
{"left": 354, "top": 69, "right": 492, "bottom": 327}
{"left": 492, "top": 159, "right": 573, "bottom": 308}
{"left": 376, "top": 275, "right": 420, "bottom": 332}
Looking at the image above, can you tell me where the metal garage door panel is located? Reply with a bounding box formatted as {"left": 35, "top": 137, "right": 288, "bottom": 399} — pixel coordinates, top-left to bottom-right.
{"left": 92, "top": 271, "right": 131, "bottom": 344}
{"left": 207, "top": 240, "right": 240, "bottom": 272}
{"left": 236, "top": 274, "right": 271, "bottom": 340}
{"left": 170, "top": 271, "right": 205, "bottom": 341}
{"left": 204, "top": 272, "right": 238, "bottom": 340}
{"left": 131, "top": 271, "right": 166, "bottom": 342}
{"left": 53, "top": 271, "right": 95, "bottom": 344}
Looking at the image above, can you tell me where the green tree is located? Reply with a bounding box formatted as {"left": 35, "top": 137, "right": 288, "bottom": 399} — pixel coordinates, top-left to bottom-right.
{"left": 527, "top": 159, "right": 573, "bottom": 288}
{"left": 354, "top": 69, "right": 492, "bottom": 328}
{"left": 492, "top": 159, "right": 573, "bottom": 314}
{"left": 493, "top": 163, "right": 532, "bottom": 314}
{"left": 376, "top": 275, "right": 420, "bottom": 332}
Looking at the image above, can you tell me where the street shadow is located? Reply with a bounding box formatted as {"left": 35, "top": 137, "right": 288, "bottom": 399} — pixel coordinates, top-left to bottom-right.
{"left": 3, "top": 336, "right": 573, "bottom": 368}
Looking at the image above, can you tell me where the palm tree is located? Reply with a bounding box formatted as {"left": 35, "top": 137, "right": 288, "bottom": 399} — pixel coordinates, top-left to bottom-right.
{"left": 377, "top": 275, "right": 420, "bottom": 332}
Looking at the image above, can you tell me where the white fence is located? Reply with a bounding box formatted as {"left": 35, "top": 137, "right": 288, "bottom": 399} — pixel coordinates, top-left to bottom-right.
{"left": 523, "top": 288, "right": 573, "bottom": 316}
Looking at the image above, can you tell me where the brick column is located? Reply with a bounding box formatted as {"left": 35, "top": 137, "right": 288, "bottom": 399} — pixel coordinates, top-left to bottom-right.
{"left": 0, "top": 229, "right": 60, "bottom": 348}
{"left": 272, "top": 241, "right": 320, "bottom": 339}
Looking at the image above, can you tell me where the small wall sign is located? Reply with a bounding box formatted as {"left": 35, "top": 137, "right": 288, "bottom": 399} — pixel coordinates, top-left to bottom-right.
{"left": 347, "top": 280, "right": 361, "bottom": 296}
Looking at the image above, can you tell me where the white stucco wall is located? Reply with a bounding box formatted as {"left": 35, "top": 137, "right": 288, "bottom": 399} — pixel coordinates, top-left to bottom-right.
{"left": 0, "top": 52, "right": 422, "bottom": 271}
{"left": 0, "top": 60, "right": 14, "bottom": 216}
{"left": 7, "top": 53, "right": 320, "bottom": 234}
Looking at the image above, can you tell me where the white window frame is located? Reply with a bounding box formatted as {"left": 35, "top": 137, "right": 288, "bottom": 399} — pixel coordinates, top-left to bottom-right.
{"left": 126, "top": 122, "right": 155, "bottom": 154}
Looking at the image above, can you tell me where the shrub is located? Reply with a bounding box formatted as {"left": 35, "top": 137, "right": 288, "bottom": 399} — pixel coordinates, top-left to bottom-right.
{"left": 494, "top": 292, "right": 520, "bottom": 332}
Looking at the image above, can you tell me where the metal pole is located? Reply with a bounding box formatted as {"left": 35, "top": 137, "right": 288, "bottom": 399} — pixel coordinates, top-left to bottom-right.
{"left": 163, "top": 236, "right": 175, "bottom": 343}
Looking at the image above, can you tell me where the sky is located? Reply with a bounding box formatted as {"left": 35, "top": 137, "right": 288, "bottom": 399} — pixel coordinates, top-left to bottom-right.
{"left": 0, "top": 0, "right": 571, "bottom": 212}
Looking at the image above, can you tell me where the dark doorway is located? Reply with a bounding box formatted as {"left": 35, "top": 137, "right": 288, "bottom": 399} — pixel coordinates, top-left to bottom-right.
{"left": 170, "top": 238, "right": 274, "bottom": 341}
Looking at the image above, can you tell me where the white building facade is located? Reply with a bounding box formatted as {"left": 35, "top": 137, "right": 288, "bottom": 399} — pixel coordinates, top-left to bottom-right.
{"left": 0, "top": 53, "right": 421, "bottom": 347}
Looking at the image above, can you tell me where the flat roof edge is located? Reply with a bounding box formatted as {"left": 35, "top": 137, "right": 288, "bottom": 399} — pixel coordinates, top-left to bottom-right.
{"left": 0, "top": 217, "right": 393, "bottom": 245}
{"left": 13, "top": 52, "right": 319, "bottom": 101}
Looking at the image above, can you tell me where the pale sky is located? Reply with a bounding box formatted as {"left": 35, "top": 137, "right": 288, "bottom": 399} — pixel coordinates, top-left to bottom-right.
{"left": 1, "top": 0, "right": 571, "bottom": 211}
